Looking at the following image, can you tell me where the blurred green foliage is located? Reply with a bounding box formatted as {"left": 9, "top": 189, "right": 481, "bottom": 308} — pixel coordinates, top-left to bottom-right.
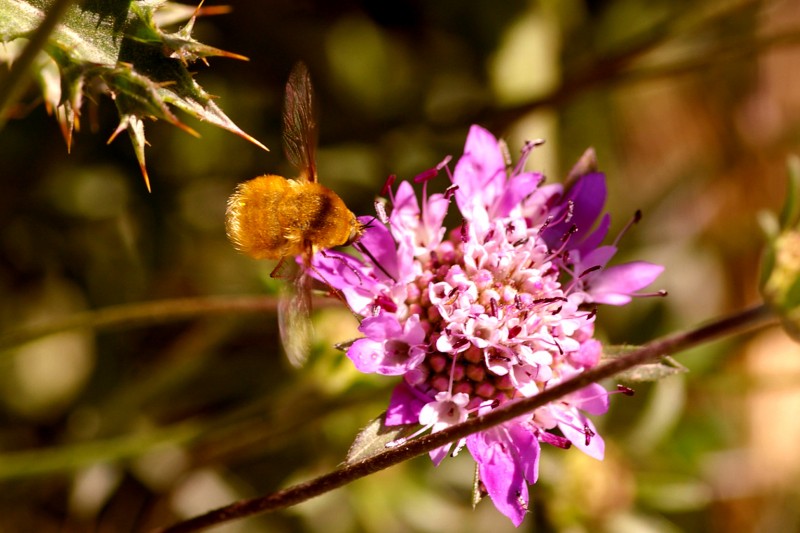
{"left": 1, "top": 0, "right": 800, "bottom": 531}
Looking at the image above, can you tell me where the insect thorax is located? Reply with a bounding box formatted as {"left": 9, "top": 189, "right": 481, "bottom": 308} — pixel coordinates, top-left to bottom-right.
{"left": 281, "top": 181, "right": 356, "bottom": 250}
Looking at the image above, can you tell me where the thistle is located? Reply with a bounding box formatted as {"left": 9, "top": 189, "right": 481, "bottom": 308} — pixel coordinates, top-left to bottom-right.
{"left": 0, "top": 0, "right": 266, "bottom": 190}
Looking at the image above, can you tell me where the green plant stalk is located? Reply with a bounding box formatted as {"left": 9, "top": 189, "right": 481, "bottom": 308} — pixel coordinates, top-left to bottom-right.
{"left": 484, "top": 27, "right": 800, "bottom": 132}
{"left": 156, "top": 303, "right": 777, "bottom": 533}
{"left": 0, "top": 295, "right": 353, "bottom": 353}
{"left": 0, "top": 421, "right": 200, "bottom": 479}
{"left": 0, "top": 0, "right": 73, "bottom": 129}
{"left": 0, "top": 385, "right": 388, "bottom": 481}
{"left": 0, "top": 295, "right": 286, "bottom": 352}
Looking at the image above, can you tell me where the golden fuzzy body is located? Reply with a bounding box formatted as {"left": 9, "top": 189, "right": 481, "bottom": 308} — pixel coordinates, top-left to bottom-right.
{"left": 224, "top": 62, "right": 363, "bottom": 367}
{"left": 226, "top": 174, "right": 360, "bottom": 260}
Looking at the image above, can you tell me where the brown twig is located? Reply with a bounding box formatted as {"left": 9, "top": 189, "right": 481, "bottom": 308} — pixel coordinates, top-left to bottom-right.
{"left": 156, "top": 303, "right": 776, "bottom": 533}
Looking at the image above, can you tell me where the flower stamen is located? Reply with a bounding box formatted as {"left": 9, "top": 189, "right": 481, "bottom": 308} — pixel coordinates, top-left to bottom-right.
{"left": 445, "top": 183, "right": 459, "bottom": 199}
{"left": 511, "top": 138, "right": 545, "bottom": 176}
{"left": 583, "top": 423, "right": 595, "bottom": 446}
{"left": 381, "top": 174, "right": 397, "bottom": 196}
{"left": 613, "top": 209, "right": 642, "bottom": 247}
{"left": 617, "top": 385, "right": 635, "bottom": 396}
{"left": 354, "top": 242, "right": 396, "bottom": 282}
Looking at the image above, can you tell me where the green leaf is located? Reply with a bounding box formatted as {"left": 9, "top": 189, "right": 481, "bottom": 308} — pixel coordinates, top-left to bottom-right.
{"left": 787, "top": 273, "right": 800, "bottom": 308}
{"left": 780, "top": 155, "right": 800, "bottom": 230}
{"left": 0, "top": 0, "right": 267, "bottom": 189}
{"left": 603, "top": 345, "right": 688, "bottom": 383}
{"left": 601, "top": 344, "right": 639, "bottom": 360}
{"left": 345, "top": 414, "right": 417, "bottom": 465}
{"left": 758, "top": 243, "right": 776, "bottom": 293}
{"left": 110, "top": 112, "right": 150, "bottom": 189}
{"left": 615, "top": 357, "right": 688, "bottom": 384}
{"left": 334, "top": 337, "right": 360, "bottom": 352}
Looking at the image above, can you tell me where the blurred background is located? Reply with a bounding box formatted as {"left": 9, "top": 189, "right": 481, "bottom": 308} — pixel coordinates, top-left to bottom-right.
{"left": 1, "top": 0, "right": 800, "bottom": 531}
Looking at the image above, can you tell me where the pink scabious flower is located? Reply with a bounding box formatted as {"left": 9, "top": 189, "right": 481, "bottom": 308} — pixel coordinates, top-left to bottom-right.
{"left": 311, "top": 125, "right": 663, "bottom": 526}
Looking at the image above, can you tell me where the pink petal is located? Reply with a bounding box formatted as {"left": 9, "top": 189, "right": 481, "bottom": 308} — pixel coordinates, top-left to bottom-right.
{"left": 571, "top": 383, "right": 609, "bottom": 416}
{"left": 495, "top": 171, "right": 542, "bottom": 218}
{"left": 421, "top": 192, "right": 450, "bottom": 245}
{"left": 565, "top": 172, "right": 607, "bottom": 241}
{"left": 507, "top": 423, "right": 541, "bottom": 484}
{"left": 467, "top": 428, "right": 529, "bottom": 527}
{"left": 558, "top": 413, "right": 605, "bottom": 461}
{"left": 390, "top": 180, "right": 421, "bottom": 238}
{"left": 359, "top": 314, "right": 402, "bottom": 340}
{"left": 429, "top": 444, "right": 452, "bottom": 466}
{"left": 356, "top": 215, "right": 399, "bottom": 280}
{"left": 542, "top": 172, "right": 607, "bottom": 249}
{"left": 579, "top": 244, "right": 617, "bottom": 271}
{"left": 578, "top": 213, "right": 611, "bottom": 256}
{"left": 385, "top": 381, "right": 426, "bottom": 425}
{"left": 590, "top": 261, "right": 664, "bottom": 305}
{"left": 453, "top": 126, "right": 506, "bottom": 216}
{"left": 570, "top": 338, "right": 601, "bottom": 369}
{"left": 348, "top": 338, "right": 389, "bottom": 374}
{"left": 311, "top": 249, "right": 368, "bottom": 289}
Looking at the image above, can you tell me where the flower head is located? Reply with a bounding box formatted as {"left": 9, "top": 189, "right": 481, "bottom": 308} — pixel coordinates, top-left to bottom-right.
{"left": 312, "top": 125, "right": 663, "bottom": 526}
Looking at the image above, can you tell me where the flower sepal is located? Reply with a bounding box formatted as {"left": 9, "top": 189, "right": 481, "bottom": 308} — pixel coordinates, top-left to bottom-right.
{"left": 602, "top": 345, "right": 688, "bottom": 383}
{"left": 471, "top": 463, "right": 487, "bottom": 509}
{"left": 345, "top": 414, "right": 419, "bottom": 465}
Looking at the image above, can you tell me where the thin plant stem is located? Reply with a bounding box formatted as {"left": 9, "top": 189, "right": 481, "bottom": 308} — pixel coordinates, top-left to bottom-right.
{"left": 0, "top": 295, "right": 280, "bottom": 352}
{"left": 0, "top": 0, "right": 74, "bottom": 129}
{"left": 0, "top": 295, "right": 349, "bottom": 352}
{"left": 484, "top": 27, "right": 800, "bottom": 132}
{"left": 0, "top": 384, "right": 388, "bottom": 481}
{"left": 155, "top": 302, "right": 777, "bottom": 533}
{"left": 0, "top": 422, "right": 201, "bottom": 480}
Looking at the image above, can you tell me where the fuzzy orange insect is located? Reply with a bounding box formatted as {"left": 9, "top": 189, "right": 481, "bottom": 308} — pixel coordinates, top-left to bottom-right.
{"left": 226, "top": 62, "right": 363, "bottom": 366}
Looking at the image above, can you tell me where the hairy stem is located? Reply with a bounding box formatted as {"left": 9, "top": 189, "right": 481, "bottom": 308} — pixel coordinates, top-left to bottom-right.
{"left": 156, "top": 303, "right": 776, "bottom": 533}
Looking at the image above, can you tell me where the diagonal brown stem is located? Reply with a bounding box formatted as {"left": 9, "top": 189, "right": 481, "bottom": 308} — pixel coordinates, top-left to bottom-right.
{"left": 155, "top": 303, "right": 776, "bottom": 533}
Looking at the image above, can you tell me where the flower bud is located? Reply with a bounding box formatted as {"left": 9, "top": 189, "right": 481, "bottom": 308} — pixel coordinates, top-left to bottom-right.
{"left": 762, "top": 230, "right": 800, "bottom": 340}
{"left": 760, "top": 156, "right": 800, "bottom": 340}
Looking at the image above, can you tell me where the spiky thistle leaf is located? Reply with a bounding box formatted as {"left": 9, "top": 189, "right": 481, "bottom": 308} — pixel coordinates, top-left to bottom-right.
{"left": 0, "top": 0, "right": 267, "bottom": 190}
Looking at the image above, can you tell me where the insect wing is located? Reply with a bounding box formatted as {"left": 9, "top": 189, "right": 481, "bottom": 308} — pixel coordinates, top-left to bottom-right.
{"left": 277, "top": 265, "right": 313, "bottom": 367}
{"left": 283, "top": 62, "right": 318, "bottom": 183}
